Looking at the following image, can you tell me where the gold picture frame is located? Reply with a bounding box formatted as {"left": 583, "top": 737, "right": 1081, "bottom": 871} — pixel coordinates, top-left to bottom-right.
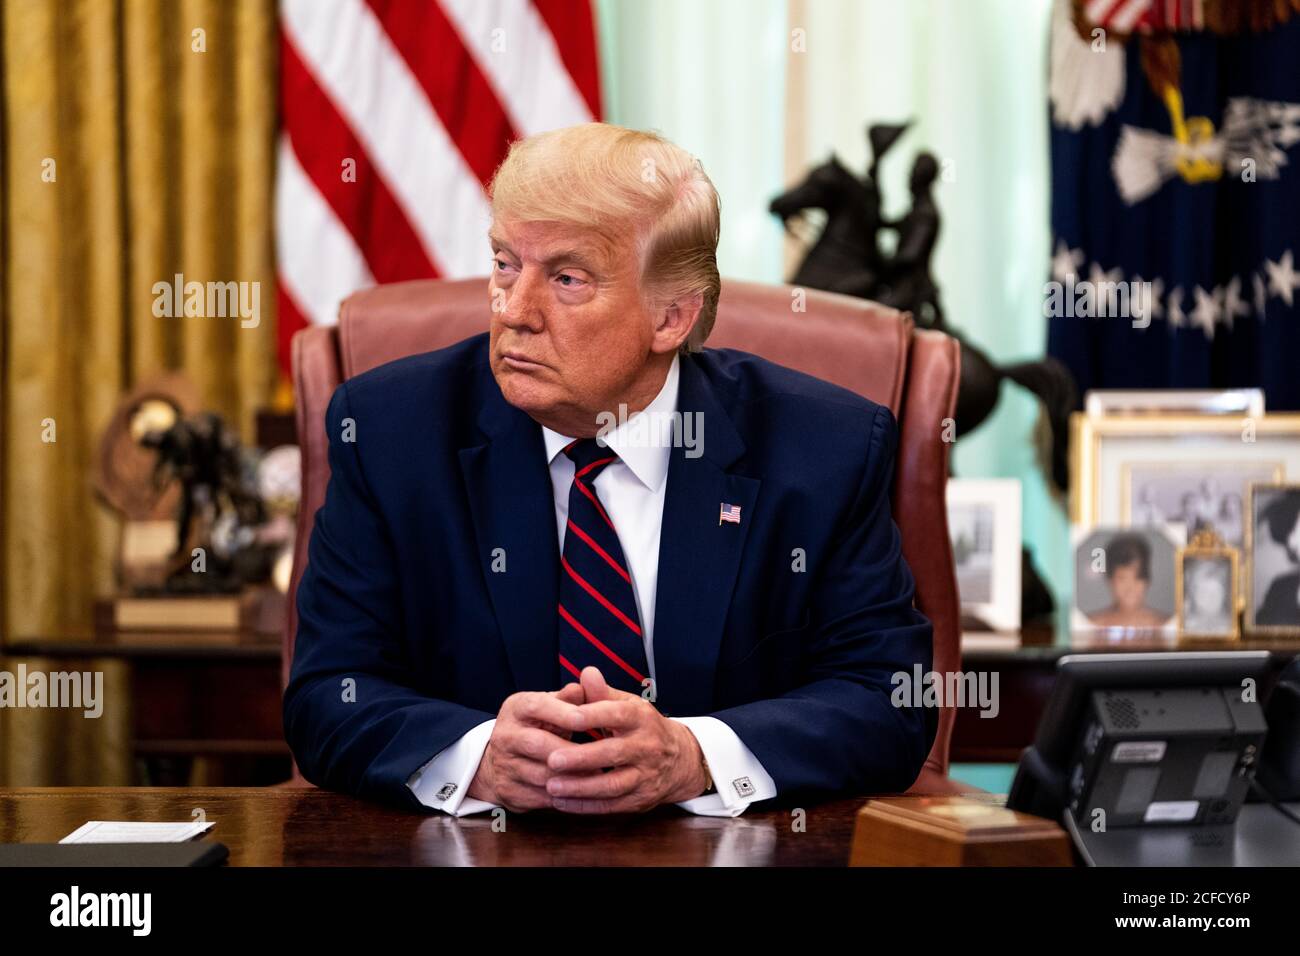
{"left": 1175, "top": 530, "right": 1240, "bottom": 641}
{"left": 1243, "top": 481, "right": 1300, "bottom": 638}
{"left": 1070, "top": 412, "right": 1300, "bottom": 527}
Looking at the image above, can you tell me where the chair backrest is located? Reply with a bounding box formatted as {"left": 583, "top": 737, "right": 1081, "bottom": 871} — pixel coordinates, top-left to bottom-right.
{"left": 287, "top": 277, "right": 961, "bottom": 774}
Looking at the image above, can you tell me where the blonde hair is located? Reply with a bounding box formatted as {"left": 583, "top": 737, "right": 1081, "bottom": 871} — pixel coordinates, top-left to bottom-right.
{"left": 488, "top": 123, "right": 721, "bottom": 352}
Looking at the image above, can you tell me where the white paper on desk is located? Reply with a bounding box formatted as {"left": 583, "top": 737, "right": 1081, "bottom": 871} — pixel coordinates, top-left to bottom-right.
{"left": 59, "top": 821, "right": 215, "bottom": 844}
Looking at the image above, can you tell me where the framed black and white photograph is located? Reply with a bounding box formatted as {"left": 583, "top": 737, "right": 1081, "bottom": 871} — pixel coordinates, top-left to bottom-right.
{"left": 1124, "top": 461, "right": 1282, "bottom": 547}
{"left": 1072, "top": 525, "right": 1182, "bottom": 634}
{"left": 946, "top": 478, "right": 1020, "bottom": 632}
{"left": 1070, "top": 413, "right": 1300, "bottom": 530}
{"left": 1176, "top": 534, "right": 1240, "bottom": 641}
{"left": 1245, "top": 483, "right": 1300, "bottom": 636}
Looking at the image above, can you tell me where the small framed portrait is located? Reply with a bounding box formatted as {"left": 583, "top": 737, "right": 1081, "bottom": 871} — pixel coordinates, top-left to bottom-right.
{"left": 1072, "top": 525, "right": 1182, "bottom": 634}
{"left": 1176, "top": 533, "right": 1240, "bottom": 640}
{"left": 945, "top": 478, "right": 1021, "bottom": 631}
{"left": 1245, "top": 483, "right": 1300, "bottom": 636}
{"left": 1070, "top": 412, "right": 1300, "bottom": 529}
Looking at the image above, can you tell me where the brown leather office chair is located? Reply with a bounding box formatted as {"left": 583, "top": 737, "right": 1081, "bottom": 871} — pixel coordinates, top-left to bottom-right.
{"left": 285, "top": 277, "right": 966, "bottom": 793}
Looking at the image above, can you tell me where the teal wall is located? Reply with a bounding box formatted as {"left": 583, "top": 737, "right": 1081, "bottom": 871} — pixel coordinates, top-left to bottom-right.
{"left": 595, "top": 0, "right": 1070, "bottom": 609}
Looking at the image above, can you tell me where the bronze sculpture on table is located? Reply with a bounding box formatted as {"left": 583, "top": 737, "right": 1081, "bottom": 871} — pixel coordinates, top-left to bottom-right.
{"left": 94, "top": 377, "right": 279, "bottom": 595}
{"left": 771, "top": 123, "right": 1074, "bottom": 622}
{"left": 771, "top": 122, "right": 1076, "bottom": 492}
{"left": 138, "top": 411, "right": 274, "bottom": 593}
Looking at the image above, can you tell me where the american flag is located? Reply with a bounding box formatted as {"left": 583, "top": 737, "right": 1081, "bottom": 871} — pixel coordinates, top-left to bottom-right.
{"left": 1081, "top": 0, "right": 1204, "bottom": 33}
{"left": 275, "top": 0, "right": 603, "bottom": 373}
{"left": 719, "top": 503, "right": 742, "bottom": 526}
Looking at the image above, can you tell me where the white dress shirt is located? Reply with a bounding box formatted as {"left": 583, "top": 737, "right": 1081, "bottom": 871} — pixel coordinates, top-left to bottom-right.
{"left": 407, "top": 354, "right": 777, "bottom": 817}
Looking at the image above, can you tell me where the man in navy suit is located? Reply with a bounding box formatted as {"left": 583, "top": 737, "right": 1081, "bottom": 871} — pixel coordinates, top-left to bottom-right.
{"left": 285, "top": 123, "right": 934, "bottom": 817}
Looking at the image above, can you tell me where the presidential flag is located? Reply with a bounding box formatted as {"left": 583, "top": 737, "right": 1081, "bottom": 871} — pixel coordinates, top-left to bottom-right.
{"left": 1046, "top": 0, "right": 1300, "bottom": 409}
{"left": 275, "top": 0, "right": 603, "bottom": 373}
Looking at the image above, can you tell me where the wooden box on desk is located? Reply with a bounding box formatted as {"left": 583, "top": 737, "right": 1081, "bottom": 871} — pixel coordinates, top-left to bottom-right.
{"left": 850, "top": 795, "right": 1073, "bottom": 867}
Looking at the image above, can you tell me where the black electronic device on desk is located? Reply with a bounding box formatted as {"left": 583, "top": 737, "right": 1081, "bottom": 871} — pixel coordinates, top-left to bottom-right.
{"left": 1007, "top": 651, "right": 1300, "bottom": 865}
{"left": 1254, "top": 655, "right": 1300, "bottom": 803}
{"left": 0, "top": 842, "right": 228, "bottom": 867}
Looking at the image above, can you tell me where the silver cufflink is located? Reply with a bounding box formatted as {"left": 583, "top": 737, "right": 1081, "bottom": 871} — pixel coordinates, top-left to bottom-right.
{"left": 732, "top": 777, "right": 755, "bottom": 797}
{"left": 436, "top": 783, "right": 458, "bottom": 801}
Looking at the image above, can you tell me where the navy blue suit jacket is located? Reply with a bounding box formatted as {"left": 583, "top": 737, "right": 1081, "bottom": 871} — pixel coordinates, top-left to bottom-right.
{"left": 285, "top": 333, "right": 935, "bottom": 810}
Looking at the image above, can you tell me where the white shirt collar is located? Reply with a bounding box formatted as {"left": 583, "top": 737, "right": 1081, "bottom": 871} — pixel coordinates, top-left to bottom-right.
{"left": 541, "top": 355, "right": 680, "bottom": 492}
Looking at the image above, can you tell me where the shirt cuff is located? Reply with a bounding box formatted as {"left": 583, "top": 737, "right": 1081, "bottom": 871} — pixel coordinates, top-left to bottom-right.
{"left": 670, "top": 715, "right": 777, "bottom": 817}
{"left": 406, "top": 719, "right": 500, "bottom": 816}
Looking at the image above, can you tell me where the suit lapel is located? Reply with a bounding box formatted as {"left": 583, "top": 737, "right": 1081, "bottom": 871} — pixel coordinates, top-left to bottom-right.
{"left": 652, "top": 354, "right": 759, "bottom": 716}
{"left": 458, "top": 372, "right": 560, "bottom": 692}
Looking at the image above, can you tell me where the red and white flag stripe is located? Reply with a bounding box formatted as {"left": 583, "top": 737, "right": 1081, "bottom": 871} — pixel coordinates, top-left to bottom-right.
{"left": 275, "top": 0, "right": 602, "bottom": 372}
{"left": 1081, "top": 0, "right": 1206, "bottom": 33}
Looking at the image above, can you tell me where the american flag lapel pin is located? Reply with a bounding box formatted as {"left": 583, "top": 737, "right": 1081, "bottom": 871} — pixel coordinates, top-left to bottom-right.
{"left": 719, "top": 502, "right": 742, "bottom": 526}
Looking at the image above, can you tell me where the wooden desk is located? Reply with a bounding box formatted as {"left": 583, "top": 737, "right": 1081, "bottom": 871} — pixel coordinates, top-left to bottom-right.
{"left": 0, "top": 786, "right": 937, "bottom": 867}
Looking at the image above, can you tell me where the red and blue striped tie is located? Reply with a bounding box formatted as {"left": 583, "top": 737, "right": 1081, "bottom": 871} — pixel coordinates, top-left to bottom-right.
{"left": 557, "top": 438, "right": 650, "bottom": 699}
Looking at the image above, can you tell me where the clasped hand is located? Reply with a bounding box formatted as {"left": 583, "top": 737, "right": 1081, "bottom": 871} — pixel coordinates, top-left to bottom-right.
{"left": 467, "top": 666, "right": 708, "bottom": 813}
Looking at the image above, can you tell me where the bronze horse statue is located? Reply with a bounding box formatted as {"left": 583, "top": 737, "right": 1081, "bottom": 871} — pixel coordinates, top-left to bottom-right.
{"left": 771, "top": 126, "right": 1075, "bottom": 623}
{"left": 140, "top": 411, "right": 271, "bottom": 591}
{"left": 770, "top": 153, "right": 887, "bottom": 299}
{"left": 769, "top": 131, "right": 1077, "bottom": 493}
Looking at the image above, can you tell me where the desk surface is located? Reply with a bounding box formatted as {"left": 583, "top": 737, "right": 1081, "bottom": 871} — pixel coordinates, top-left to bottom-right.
{"left": 0, "top": 787, "right": 895, "bottom": 866}
{"left": 1067, "top": 804, "right": 1300, "bottom": 867}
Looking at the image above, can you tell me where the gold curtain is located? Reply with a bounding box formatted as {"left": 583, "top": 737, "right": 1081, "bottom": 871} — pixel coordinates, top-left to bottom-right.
{"left": 0, "top": 0, "right": 279, "bottom": 784}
